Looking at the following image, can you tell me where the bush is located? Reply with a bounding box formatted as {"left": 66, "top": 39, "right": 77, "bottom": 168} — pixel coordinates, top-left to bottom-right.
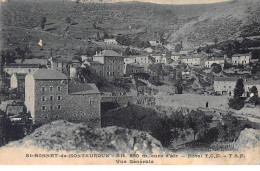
{"left": 148, "top": 76, "right": 163, "bottom": 86}
{"left": 228, "top": 98, "right": 245, "bottom": 110}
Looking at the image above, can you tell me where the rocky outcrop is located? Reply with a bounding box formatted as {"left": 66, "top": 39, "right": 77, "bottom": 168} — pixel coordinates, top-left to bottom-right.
{"left": 8, "top": 120, "right": 163, "bottom": 153}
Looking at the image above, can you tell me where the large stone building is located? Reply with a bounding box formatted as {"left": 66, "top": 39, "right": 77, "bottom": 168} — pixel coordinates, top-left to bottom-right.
{"left": 205, "top": 58, "right": 225, "bottom": 68}
{"left": 92, "top": 50, "right": 124, "bottom": 79}
{"left": 180, "top": 56, "right": 201, "bottom": 66}
{"left": 214, "top": 77, "right": 238, "bottom": 96}
{"left": 232, "top": 54, "right": 251, "bottom": 65}
{"left": 25, "top": 69, "right": 101, "bottom": 127}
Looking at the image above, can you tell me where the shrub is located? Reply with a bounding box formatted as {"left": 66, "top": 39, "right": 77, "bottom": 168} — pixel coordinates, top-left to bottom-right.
{"left": 228, "top": 98, "right": 245, "bottom": 110}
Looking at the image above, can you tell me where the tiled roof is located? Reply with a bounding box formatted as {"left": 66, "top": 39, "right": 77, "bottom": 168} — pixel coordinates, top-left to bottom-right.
{"left": 245, "top": 80, "right": 260, "bottom": 85}
{"left": 68, "top": 83, "right": 100, "bottom": 95}
{"left": 101, "top": 50, "right": 122, "bottom": 57}
{"left": 50, "top": 56, "right": 72, "bottom": 63}
{"left": 206, "top": 58, "right": 225, "bottom": 61}
{"left": 30, "top": 69, "right": 68, "bottom": 80}
{"left": 214, "top": 77, "right": 238, "bottom": 82}
{"left": 232, "top": 54, "right": 251, "bottom": 57}
{"left": 5, "top": 63, "right": 39, "bottom": 68}
{"left": 15, "top": 58, "right": 48, "bottom": 65}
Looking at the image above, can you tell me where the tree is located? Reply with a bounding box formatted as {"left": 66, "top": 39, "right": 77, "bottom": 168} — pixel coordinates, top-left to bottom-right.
{"left": 228, "top": 98, "right": 244, "bottom": 110}
{"left": 41, "top": 17, "right": 47, "bottom": 29}
{"left": 75, "top": 0, "right": 81, "bottom": 4}
{"left": 124, "top": 47, "right": 131, "bottom": 56}
{"left": 214, "top": 38, "right": 218, "bottom": 46}
{"left": 234, "top": 78, "right": 244, "bottom": 98}
{"left": 211, "top": 63, "right": 222, "bottom": 74}
{"left": 174, "top": 44, "right": 182, "bottom": 53}
{"left": 184, "top": 110, "right": 211, "bottom": 140}
{"left": 250, "top": 86, "right": 258, "bottom": 97}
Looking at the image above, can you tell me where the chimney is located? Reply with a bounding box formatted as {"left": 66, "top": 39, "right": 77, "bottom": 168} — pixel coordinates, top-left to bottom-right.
{"left": 96, "top": 51, "right": 98, "bottom": 56}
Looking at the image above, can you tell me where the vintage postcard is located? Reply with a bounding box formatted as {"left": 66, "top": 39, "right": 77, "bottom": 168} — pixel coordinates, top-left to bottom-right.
{"left": 0, "top": 0, "right": 259, "bottom": 165}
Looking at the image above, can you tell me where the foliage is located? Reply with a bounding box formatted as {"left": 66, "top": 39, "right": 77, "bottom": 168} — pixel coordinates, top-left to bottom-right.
{"left": 216, "top": 113, "right": 246, "bottom": 142}
{"left": 250, "top": 86, "right": 258, "bottom": 97}
{"left": 228, "top": 98, "right": 245, "bottom": 110}
{"left": 211, "top": 63, "right": 222, "bottom": 74}
{"left": 234, "top": 78, "right": 244, "bottom": 98}
{"left": 148, "top": 76, "right": 163, "bottom": 86}
{"left": 174, "top": 44, "right": 182, "bottom": 53}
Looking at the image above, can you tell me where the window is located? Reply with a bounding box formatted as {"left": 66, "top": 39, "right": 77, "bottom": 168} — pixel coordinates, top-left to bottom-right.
{"left": 57, "top": 96, "right": 61, "bottom": 101}
{"left": 50, "top": 105, "right": 53, "bottom": 110}
{"left": 50, "top": 86, "right": 53, "bottom": 91}
{"left": 89, "top": 97, "right": 93, "bottom": 105}
{"left": 118, "top": 66, "right": 120, "bottom": 69}
{"left": 42, "top": 86, "right": 46, "bottom": 92}
{"left": 28, "top": 69, "right": 31, "bottom": 73}
{"left": 42, "top": 96, "right": 46, "bottom": 102}
{"left": 57, "top": 87, "right": 61, "bottom": 91}
{"left": 107, "top": 66, "right": 109, "bottom": 69}
{"left": 57, "top": 105, "right": 61, "bottom": 110}
{"left": 42, "top": 106, "right": 46, "bottom": 110}
{"left": 50, "top": 96, "right": 53, "bottom": 101}
{"left": 113, "top": 60, "right": 115, "bottom": 63}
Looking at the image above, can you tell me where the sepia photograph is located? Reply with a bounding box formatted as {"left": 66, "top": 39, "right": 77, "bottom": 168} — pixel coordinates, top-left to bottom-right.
{"left": 0, "top": 0, "right": 259, "bottom": 165}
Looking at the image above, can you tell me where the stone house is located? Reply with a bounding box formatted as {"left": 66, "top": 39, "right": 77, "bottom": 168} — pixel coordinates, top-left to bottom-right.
{"left": 149, "top": 40, "right": 162, "bottom": 47}
{"left": 180, "top": 56, "right": 201, "bottom": 66}
{"left": 205, "top": 58, "right": 225, "bottom": 68}
{"left": 171, "top": 54, "right": 182, "bottom": 62}
{"left": 232, "top": 54, "right": 251, "bottom": 65}
{"left": 25, "top": 69, "right": 101, "bottom": 127}
{"left": 47, "top": 56, "right": 71, "bottom": 75}
{"left": 92, "top": 50, "right": 124, "bottom": 79}
{"left": 125, "top": 63, "right": 145, "bottom": 75}
{"left": 104, "top": 38, "right": 118, "bottom": 45}
{"left": 214, "top": 77, "right": 238, "bottom": 96}
{"left": 4, "top": 63, "right": 39, "bottom": 76}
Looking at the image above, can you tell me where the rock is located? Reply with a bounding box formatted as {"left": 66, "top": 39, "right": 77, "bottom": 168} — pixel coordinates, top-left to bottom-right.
{"left": 7, "top": 120, "right": 163, "bottom": 153}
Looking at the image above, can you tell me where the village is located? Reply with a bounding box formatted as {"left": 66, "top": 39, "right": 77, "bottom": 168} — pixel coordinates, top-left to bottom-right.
{"left": 0, "top": 35, "right": 260, "bottom": 146}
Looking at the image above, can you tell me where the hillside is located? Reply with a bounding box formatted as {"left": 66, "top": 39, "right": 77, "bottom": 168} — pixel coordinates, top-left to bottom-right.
{"left": 7, "top": 120, "right": 163, "bottom": 153}
{"left": 169, "top": 0, "right": 260, "bottom": 48}
{"left": 1, "top": 0, "right": 260, "bottom": 56}
{"left": 0, "top": 0, "right": 222, "bottom": 57}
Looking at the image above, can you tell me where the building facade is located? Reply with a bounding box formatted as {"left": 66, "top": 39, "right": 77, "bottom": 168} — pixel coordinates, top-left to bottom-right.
{"left": 180, "top": 56, "right": 201, "bottom": 66}
{"left": 104, "top": 39, "right": 118, "bottom": 45}
{"left": 4, "top": 64, "right": 39, "bottom": 76}
{"left": 214, "top": 77, "right": 238, "bottom": 96}
{"left": 125, "top": 63, "right": 145, "bottom": 75}
{"left": 205, "top": 58, "right": 225, "bottom": 68}
{"left": 25, "top": 69, "right": 101, "bottom": 127}
{"left": 232, "top": 54, "right": 251, "bottom": 65}
{"left": 92, "top": 50, "right": 124, "bottom": 78}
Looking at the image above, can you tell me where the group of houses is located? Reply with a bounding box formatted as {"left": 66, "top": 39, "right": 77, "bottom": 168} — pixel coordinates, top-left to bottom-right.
{"left": 214, "top": 77, "right": 260, "bottom": 97}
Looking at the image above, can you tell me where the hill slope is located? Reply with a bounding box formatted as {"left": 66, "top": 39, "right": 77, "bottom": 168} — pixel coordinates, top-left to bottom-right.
{"left": 169, "top": 0, "right": 260, "bottom": 48}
